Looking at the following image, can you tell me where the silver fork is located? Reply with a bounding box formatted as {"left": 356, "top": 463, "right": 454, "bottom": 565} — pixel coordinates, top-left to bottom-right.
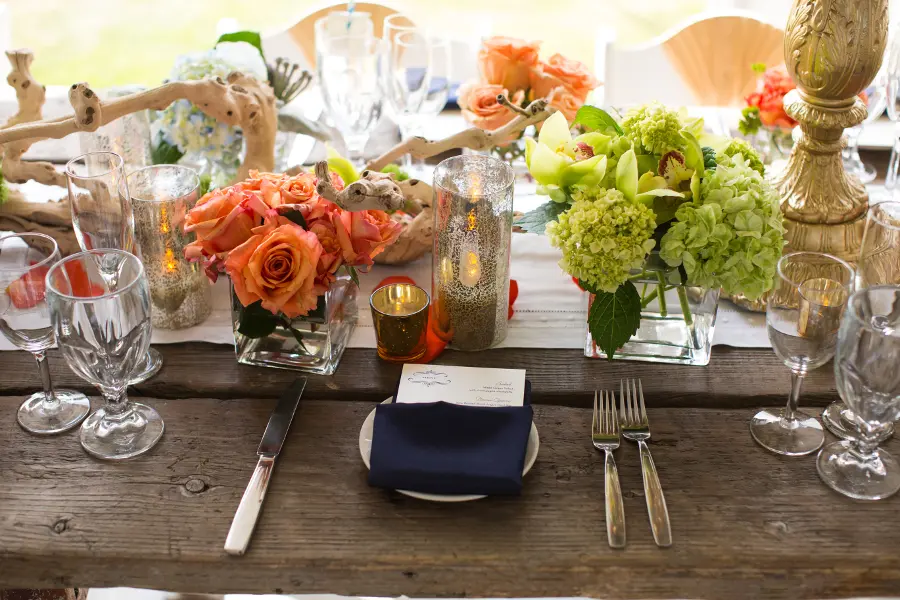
{"left": 620, "top": 379, "right": 672, "bottom": 547}
{"left": 592, "top": 390, "right": 626, "bottom": 548}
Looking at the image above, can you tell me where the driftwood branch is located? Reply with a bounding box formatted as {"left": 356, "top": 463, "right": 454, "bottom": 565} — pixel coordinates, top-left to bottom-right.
{"left": 364, "top": 98, "right": 553, "bottom": 172}
{"left": 314, "top": 161, "right": 405, "bottom": 212}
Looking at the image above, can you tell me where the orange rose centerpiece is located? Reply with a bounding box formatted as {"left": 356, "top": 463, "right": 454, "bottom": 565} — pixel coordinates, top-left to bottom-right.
{"left": 183, "top": 169, "right": 402, "bottom": 374}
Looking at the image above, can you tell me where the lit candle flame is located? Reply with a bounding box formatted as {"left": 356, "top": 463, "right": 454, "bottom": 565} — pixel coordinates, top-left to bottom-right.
{"left": 164, "top": 247, "right": 178, "bottom": 273}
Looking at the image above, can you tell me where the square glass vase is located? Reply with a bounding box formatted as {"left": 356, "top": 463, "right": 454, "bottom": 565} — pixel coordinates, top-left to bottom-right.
{"left": 231, "top": 275, "right": 358, "bottom": 375}
{"left": 584, "top": 257, "right": 720, "bottom": 366}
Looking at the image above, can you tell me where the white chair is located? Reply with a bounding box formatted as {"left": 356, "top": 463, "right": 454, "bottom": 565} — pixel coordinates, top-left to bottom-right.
{"left": 599, "top": 10, "right": 784, "bottom": 108}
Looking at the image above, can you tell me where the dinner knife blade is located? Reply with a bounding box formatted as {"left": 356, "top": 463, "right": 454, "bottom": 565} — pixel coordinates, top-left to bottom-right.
{"left": 224, "top": 377, "right": 307, "bottom": 556}
{"left": 258, "top": 377, "right": 307, "bottom": 456}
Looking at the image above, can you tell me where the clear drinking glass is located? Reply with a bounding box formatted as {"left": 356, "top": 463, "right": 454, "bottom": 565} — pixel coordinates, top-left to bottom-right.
{"left": 884, "top": 23, "right": 900, "bottom": 194}
{"left": 46, "top": 249, "right": 163, "bottom": 460}
{"left": 0, "top": 233, "right": 90, "bottom": 434}
{"left": 817, "top": 286, "right": 900, "bottom": 500}
{"left": 843, "top": 69, "right": 886, "bottom": 184}
{"left": 750, "top": 252, "right": 855, "bottom": 456}
{"left": 382, "top": 13, "right": 416, "bottom": 42}
{"left": 823, "top": 201, "right": 900, "bottom": 439}
{"left": 66, "top": 151, "right": 162, "bottom": 382}
{"left": 316, "top": 25, "right": 389, "bottom": 165}
{"left": 384, "top": 30, "right": 431, "bottom": 135}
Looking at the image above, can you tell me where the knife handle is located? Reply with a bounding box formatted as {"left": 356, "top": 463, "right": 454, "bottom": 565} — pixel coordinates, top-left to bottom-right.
{"left": 224, "top": 455, "right": 275, "bottom": 556}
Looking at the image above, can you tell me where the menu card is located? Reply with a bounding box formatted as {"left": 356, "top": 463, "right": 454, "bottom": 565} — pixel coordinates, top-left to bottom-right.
{"left": 396, "top": 364, "right": 526, "bottom": 408}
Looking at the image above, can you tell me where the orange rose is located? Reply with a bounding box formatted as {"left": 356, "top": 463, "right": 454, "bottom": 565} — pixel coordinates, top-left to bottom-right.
{"left": 478, "top": 36, "right": 541, "bottom": 92}
{"left": 458, "top": 82, "right": 526, "bottom": 131}
{"left": 746, "top": 66, "right": 797, "bottom": 130}
{"left": 334, "top": 209, "right": 404, "bottom": 267}
{"left": 545, "top": 86, "right": 582, "bottom": 122}
{"left": 184, "top": 187, "right": 260, "bottom": 259}
{"left": 226, "top": 223, "right": 324, "bottom": 318}
{"left": 309, "top": 219, "right": 344, "bottom": 284}
{"left": 530, "top": 53, "right": 599, "bottom": 103}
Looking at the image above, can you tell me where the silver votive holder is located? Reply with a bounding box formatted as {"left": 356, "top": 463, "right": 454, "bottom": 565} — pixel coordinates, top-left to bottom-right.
{"left": 128, "top": 165, "right": 212, "bottom": 330}
{"left": 432, "top": 155, "right": 515, "bottom": 351}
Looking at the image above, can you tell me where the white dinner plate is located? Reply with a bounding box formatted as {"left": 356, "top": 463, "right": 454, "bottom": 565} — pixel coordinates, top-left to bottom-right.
{"left": 359, "top": 398, "right": 540, "bottom": 502}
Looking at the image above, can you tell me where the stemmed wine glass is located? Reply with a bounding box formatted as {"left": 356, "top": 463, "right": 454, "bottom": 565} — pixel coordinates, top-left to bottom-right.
{"left": 65, "top": 151, "right": 162, "bottom": 383}
{"left": 316, "top": 20, "right": 389, "bottom": 165}
{"left": 384, "top": 30, "right": 431, "bottom": 156}
{"left": 0, "top": 233, "right": 90, "bottom": 434}
{"left": 45, "top": 249, "right": 163, "bottom": 459}
{"left": 817, "top": 285, "right": 900, "bottom": 500}
{"left": 823, "top": 201, "right": 900, "bottom": 440}
{"left": 751, "top": 252, "right": 855, "bottom": 456}
{"left": 843, "top": 68, "right": 886, "bottom": 184}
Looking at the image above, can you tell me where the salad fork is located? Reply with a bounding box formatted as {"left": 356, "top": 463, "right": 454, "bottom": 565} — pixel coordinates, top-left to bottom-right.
{"left": 592, "top": 390, "right": 626, "bottom": 548}
{"left": 620, "top": 378, "right": 672, "bottom": 547}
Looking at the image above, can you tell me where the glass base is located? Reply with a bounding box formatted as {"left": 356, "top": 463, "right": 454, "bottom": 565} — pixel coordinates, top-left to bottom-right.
{"left": 17, "top": 390, "right": 91, "bottom": 435}
{"left": 750, "top": 408, "right": 824, "bottom": 456}
{"left": 822, "top": 402, "right": 895, "bottom": 442}
{"left": 817, "top": 440, "right": 900, "bottom": 500}
{"left": 129, "top": 348, "right": 163, "bottom": 384}
{"left": 80, "top": 402, "right": 164, "bottom": 460}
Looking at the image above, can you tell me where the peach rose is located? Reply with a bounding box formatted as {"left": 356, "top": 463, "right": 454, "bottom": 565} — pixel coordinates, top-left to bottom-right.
{"left": 226, "top": 223, "right": 324, "bottom": 318}
{"left": 334, "top": 209, "right": 404, "bottom": 266}
{"left": 530, "top": 53, "right": 599, "bottom": 103}
{"left": 458, "top": 82, "right": 526, "bottom": 131}
{"left": 184, "top": 187, "right": 261, "bottom": 260}
{"left": 546, "top": 86, "right": 582, "bottom": 121}
{"left": 309, "top": 219, "right": 344, "bottom": 284}
{"left": 479, "top": 36, "right": 541, "bottom": 92}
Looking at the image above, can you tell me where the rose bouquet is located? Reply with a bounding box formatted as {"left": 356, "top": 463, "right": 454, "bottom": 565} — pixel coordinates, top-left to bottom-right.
{"left": 518, "top": 103, "right": 785, "bottom": 360}
{"left": 183, "top": 169, "right": 402, "bottom": 363}
{"left": 458, "top": 36, "right": 599, "bottom": 163}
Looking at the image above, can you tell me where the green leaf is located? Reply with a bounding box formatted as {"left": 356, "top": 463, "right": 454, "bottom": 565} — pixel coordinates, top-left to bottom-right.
{"left": 572, "top": 105, "right": 624, "bottom": 135}
{"left": 282, "top": 209, "right": 308, "bottom": 229}
{"left": 237, "top": 300, "right": 279, "bottom": 338}
{"left": 150, "top": 134, "right": 184, "bottom": 166}
{"left": 586, "top": 281, "right": 642, "bottom": 360}
{"left": 515, "top": 201, "right": 568, "bottom": 234}
{"left": 216, "top": 31, "right": 265, "bottom": 64}
{"left": 198, "top": 173, "right": 212, "bottom": 197}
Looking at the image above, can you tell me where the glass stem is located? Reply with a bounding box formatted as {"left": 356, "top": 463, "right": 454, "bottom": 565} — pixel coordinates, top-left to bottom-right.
{"left": 33, "top": 350, "right": 58, "bottom": 408}
{"left": 785, "top": 370, "right": 805, "bottom": 421}
{"left": 102, "top": 387, "right": 129, "bottom": 416}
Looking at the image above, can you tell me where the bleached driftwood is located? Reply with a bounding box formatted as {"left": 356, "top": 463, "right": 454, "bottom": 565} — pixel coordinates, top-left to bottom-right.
{"left": 364, "top": 97, "right": 553, "bottom": 172}
{"left": 374, "top": 178, "right": 434, "bottom": 265}
{"left": 314, "top": 161, "right": 405, "bottom": 212}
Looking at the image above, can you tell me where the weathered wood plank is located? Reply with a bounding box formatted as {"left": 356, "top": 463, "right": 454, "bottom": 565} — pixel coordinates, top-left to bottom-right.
{"left": 0, "top": 344, "right": 838, "bottom": 409}
{"left": 1, "top": 395, "right": 897, "bottom": 599}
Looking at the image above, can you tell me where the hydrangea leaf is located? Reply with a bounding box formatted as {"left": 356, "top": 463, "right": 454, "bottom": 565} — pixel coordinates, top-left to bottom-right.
{"left": 573, "top": 105, "right": 624, "bottom": 135}
{"left": 585, "top": 280, "right": 642, "bottom": 360}
{"left": 515, "top": 201, "right": 569, "bottom": 235}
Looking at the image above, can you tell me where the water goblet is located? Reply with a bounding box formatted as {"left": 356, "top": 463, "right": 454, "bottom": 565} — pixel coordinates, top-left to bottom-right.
{"left": 817, "top": 285, "right": 900, "bottom": 500}
{"left": 316, "top": 24, "right": 389, "bottom": 165}
{"left": 45, "top": 249, "right": 163, "bottom": 460}
{"left": 65, "top": 151, "right": 162, "bottom": 383}
{"left": 750, "top": 252, "right": 855, "bottom": 456}
{"left": 843, "top": 69, "right": 886, "bottom": 184}
{"left": 0, "top": 233, "right": 90, "bottom": 434}
{"left": 823, "top": 202, "right": 900, "bottom": 440}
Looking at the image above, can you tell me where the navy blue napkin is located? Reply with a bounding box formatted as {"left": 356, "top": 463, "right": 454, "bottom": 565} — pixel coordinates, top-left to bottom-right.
{"left": 368, "top": 381, "right": 533, "bottom": 496}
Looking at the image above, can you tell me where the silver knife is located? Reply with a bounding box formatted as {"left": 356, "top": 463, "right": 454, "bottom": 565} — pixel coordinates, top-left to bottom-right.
{"left": 224, "top": 377, "right": 307, "bottom": 556}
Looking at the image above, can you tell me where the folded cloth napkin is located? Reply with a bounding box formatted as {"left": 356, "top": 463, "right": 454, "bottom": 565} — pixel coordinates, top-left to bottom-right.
{"left": 368, "top": 381, "right": 534, "bottom": 496}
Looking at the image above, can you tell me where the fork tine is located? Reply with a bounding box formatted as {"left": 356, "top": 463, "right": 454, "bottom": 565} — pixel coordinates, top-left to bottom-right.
{"left": 619, "top": 379, "right": 627, "bottom": 425}
{"left": 601, "top": 390, "right": 608, "bottom": 434}
{"left": 605, "top": 390, "right": 612, "bottom": 434}
{"left": 592, "top": 390, "right": 598, "bottom": 435}
{"left": 637, "top": 379, "right": 647, "bottom": 422}
{"left": 627, "top": 378, "right": 637, "bottom": 424}
{"left": 612, "top": 392, "right": 619, "bottom": 433}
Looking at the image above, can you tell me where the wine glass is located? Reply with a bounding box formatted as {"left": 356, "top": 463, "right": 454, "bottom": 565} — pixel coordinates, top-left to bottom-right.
{"left": 65, "top": 151, "right": 162, "bottom": 383}
{"left": 384, "top": 30, "right": 431, "bottom": 145}
{"left": 0, "top": 233, "right": 90, "bottom": 434}
{"left": 751, "top": 252, "right": 855, "bottom": 456}
{"left": 382, "top": 12, "right": 416, "bottom": 43}
{"left": 817, "top": 285, "right": 900, "bottom": 500}
{"left": 316, "top": 23, "right": 389, "bottom": 165}
{"left": 823, "top": 201, "right": 900, "bottom": 440}
{"left": 884, "top": 23, "right": 900, "bottom": 195}
{"left": 843, "top": 69, "right": 886, "bottom": 184}
{"left": 45, "top": 249, "right": 163, "bottom": 460}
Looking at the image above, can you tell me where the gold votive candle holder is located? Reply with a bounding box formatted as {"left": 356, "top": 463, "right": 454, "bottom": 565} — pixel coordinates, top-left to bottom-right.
{"left": 370, "top": 283, "right": 430, "bottom": 362}
{"left": 128, "top": 165, "right": 212, "bottom": 330}
{"left": 798, "top": 277, "right": 849, "bottom": 339}
{"left": 431, "top": 155, "right": 514, "bottom": 351}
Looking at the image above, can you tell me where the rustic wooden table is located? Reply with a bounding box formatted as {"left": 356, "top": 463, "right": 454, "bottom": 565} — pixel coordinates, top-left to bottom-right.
{"left": 2, "top": 342, "right": 900, "bottom": 600}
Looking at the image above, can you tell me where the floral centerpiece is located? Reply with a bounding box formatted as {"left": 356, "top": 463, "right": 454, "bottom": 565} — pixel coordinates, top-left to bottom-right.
{"left": 458, "top": 37, "right": 599, "bottom": 165}
{"left": 183, "top": 168, "right": 402, "bottom": 373}
{"left": 738, "top": 64, "right": 797, "bottom": 165}
{"left": 518, "top": 103, "right": 785, "bottom": 364}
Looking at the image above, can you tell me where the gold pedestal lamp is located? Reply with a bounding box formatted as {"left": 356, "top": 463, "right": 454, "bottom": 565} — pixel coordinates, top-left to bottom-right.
{"left": 775, "top": 0, "right": 889, "bottom": 263}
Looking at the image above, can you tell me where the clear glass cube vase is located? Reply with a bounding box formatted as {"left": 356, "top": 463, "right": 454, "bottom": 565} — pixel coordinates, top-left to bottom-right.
{"left": 584, "top": 255, "right": 720, "bottom": 366}
{"left": 231, "top": 275, "right": 358, "bottom": 375}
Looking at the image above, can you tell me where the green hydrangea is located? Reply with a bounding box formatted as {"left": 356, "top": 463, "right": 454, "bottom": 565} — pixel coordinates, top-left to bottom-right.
{"left": 659, "top": 154, "right": 785, "bottom": 300}
{"left": 621, "top": 103, "right": 685, "bottom": 156}
{"left": 599, "top": 135, "right": 634, "bottom": 189}
{"left": 719, "top": 138, "right": 764, "bottom": 175}
{"left": 547, "top": 187, "right": 657, "bottom": 293}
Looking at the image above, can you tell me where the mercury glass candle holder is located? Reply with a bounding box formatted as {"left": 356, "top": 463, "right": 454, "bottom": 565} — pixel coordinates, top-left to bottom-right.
{"left": 370, "top": 283, "right": 430, "bottom": 362}
{"left": 431, "top": 155, "right": 514, "bottom": 351}
{"left": 127, "top": 165, "right": 212, "bottom": 330}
